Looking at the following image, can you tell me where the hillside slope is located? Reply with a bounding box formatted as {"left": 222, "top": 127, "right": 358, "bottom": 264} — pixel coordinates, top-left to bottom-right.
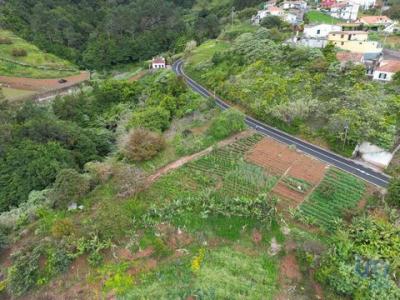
{"left": 0, "top": 29, "right": 79, "bottom": 78}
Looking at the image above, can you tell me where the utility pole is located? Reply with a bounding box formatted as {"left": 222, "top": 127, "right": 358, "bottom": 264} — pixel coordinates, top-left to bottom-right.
{"left": 343, "top": 122, "right": 349, "bottom": 150}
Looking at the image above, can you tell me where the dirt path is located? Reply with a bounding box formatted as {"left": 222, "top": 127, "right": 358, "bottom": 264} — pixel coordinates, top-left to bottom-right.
{"left": 146, "top": 130, "right": 254, "bottom": 185}
{"left": 0, "top": 71, "right": 90, "bottom": 91}
{"left": 128, "top": 70, "right": 148, "bottom": 82}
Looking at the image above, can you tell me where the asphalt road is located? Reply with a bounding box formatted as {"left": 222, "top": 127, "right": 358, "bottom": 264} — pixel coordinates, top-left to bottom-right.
{"left": 173, "top": 59, "right": 391, "bottom": 188}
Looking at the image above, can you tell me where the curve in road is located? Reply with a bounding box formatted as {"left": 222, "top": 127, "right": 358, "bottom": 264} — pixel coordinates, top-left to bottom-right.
{"left": 173, "top": 59, "right": 390, "bottom": 188}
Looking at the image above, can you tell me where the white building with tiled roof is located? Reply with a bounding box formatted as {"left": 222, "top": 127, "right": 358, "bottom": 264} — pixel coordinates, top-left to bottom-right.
{"left": 373, "top": 60, "right": 400, "bottom": 82}
{"left": 151, "top": 57, "right": 166, "bottom": 69}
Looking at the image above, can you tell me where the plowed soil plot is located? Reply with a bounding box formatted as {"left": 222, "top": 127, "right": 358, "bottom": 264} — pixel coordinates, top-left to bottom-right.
{"left": 246, "top": 138, "right": 299, "bottom": 175}
{"left": 246, "top": 137, "right": 328, "bottom": 207}
{"left": 288, "top": 155, "right": 327, "bottom": 185}
{"left": 273, "top": 182, "right": 306, "bottom": 206}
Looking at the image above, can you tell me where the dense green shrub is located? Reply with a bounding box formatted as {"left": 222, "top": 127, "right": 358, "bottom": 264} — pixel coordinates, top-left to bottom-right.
{"left": 41, "top": 246, "right": 72, "bottom": 281}
{"left": 317, "top": 217, "right": 400, "bottom": 299}
{"left": 207, "top": 109, "right": 246, "bottom": 140}
{"left": 0, "top": 141, "right": 75, "bottom": 211}
{"left": 129, "top": 106, "right": 171, "bottom": 131}
{"left": 7, "top": 244, "right": 73, "bottom": 295}
{"left": 386, "top": 176, "right": 400, "bottom": 207}
{"left": 0, "top": 227, "right": 8, "bottom": 250}
{"left": 0, "top": 189, "right": 51, "bottom": 231}
{"left": 50, "top": 169, "right": 91, "bottom": 209}
{"left": 7, "top": 248, "right": 41, "bottom": 296}
{"left": 93, "top": 80, "right": 141, "bottom": 108}
{"left": 123, "top": 128, "right": 165, "bottom": 161}
{"left": 0, "top": 88, "right": 5, "bottom": 101}
{"left": 237, "top": 7, "right": 258, "bottom": 20}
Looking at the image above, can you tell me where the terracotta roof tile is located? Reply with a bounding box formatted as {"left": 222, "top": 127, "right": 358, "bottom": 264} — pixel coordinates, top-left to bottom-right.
{"left": 152, "top": 57, "right": 165, "bottom": 64}
{"left": 336, "top": 51, "right": 363, "bottom": 63}
{"left": 359, "top": 16, "right": 392, "bottom": 24}
{"left": 376, "top": 60, "right": 400, "bottom": 73}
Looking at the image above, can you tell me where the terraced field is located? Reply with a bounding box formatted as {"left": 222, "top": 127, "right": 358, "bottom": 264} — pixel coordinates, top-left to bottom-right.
{"left": 186, "top": 134, "right": 278, "bottom": 197}
{"left": 299, "top": 168, "right": 366, "bottom": 229}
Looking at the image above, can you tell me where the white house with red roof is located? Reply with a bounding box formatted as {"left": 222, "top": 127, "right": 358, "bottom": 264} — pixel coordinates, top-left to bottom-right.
{"left": 358, "top": 15, "right": 393, "bottom": 26}
{"left": 252, "top": 5, "right": 285, "bottom": 24}
{"left": 267, "top": 6, "right": 285, "bottom": 16}
{"left": 151, "top": 57, "right": 166, "bottom": 69}
{"left": 373, "top": 60, "right": 400, "bottom": 81}
{"left": 322, "top": 0, "right": 375, "bottom": 10}
{"left": 349, "top": 0, "right": 376, "bottom": 9}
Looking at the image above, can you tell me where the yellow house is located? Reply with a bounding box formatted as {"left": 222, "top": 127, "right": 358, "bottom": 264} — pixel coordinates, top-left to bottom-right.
{"left": 328, "top": 31, "right": 368, "bottom": 42}
{"left": 327, "top": 31, "right": 382, "bottom": 53}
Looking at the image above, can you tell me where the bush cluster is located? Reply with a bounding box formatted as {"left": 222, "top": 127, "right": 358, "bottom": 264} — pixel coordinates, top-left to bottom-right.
{"left": 0, "top": 37, "right": 12, "bottom": 44}
{"left": 207, "top": 109, "right": 246, "bottom": 140}
{"left": 50, "top": 169, "right": 91, "bottom": 209}
{"left": 11, "top": 48, "right": 27, "bottom": 57}
{"left": 123, "top": 128, "right": 165, "bottom": 162}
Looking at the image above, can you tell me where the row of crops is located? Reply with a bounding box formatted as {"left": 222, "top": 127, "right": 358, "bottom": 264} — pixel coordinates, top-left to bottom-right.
{"left": 186, "top": 134, "right": 278, "bottom": 197}
{"left": 299, "top": 168, "right": 366, "bottom": 229}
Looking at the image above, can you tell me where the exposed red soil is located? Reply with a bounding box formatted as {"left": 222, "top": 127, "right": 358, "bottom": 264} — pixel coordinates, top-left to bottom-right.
{"left": 246, "top": 138, "right": 298, "bottom": 175}
{"left": 276, "top": 252, "right": 302, "bottom": 300}
{"left": 117, "top": 247, "right": 155, "bottom": 261}
{"left": 288, "top": 157, "right": 327, "bottom": 186}
{"left": 246, "top": 137, "right": 328, "bottom": 208}
{"left": 0, "top": 72, "right": 90, "bottom": 91}
{"left": 273, "top": 182, "right": 306, "bottom": 207}
{"left": 252, "top": 229, "right": 262, "bottom": 245}
{"left": 357, "top": 199, "right": 367, "bottom": 209}
{"left": 280, "top": 254, "right": 302, "bottom": 281}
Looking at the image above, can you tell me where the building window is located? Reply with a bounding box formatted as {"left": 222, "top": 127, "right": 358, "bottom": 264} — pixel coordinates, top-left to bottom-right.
{"left": 317, "top": 29, "right": 321, "bottom": 34}
{"left": 341, "top": 42, "right": 344, "bottom": 46}
{"left": 378, "top": 73, "right": 387, "bottom": 79}
{"left": 341, "top": 34, "right": 344, "bottom": 38}
{"left": 359, "top": 42, "right": 362, "bottom": 45}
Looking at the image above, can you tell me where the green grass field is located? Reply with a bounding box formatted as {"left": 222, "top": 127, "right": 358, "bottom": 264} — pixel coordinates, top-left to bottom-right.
{"left": 306, "top": 10, "right": 343, "bottom": 24}
{"left": 2, "top": 87, "right": 36, "bottom": 101}
{"left": 186, "top": 40, "right": 230, "bottom": 66}
{"left": 0, "top": 29, "right": 79, "bottom": 78}
{"left": 123, "top": 247, "right": 278, "bottom": 299}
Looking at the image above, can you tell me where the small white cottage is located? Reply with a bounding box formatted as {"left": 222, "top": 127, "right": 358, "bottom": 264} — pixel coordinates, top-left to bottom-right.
{"left": 151, "top": 57, "right": 166, "bottom": 69}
